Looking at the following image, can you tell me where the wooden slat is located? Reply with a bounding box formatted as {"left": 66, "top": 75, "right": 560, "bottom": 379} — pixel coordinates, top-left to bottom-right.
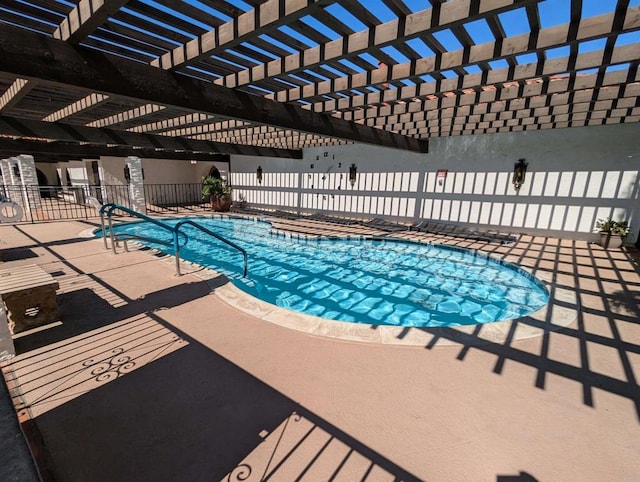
{"left": 0, "top": 23, "right": 429, "bottom": 152}
{"left": 151, "top": 0, "right": 334, "bottom": 70}
{"left": 0, "top": 265, "right": 58, "bottom": 295}
{"left": 212, "top": 0, "right": 540, "bottom": 91}
{"left": 53, "top": 0, "right": 130, "bottom": 44}
{"left": 0, "top": 115, "right": 303, "bottom": 158}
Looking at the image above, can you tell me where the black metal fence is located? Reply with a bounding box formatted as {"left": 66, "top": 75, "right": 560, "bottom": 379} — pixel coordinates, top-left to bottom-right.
{"left": 0, "top": 183, "right": 211, "bottom": 223}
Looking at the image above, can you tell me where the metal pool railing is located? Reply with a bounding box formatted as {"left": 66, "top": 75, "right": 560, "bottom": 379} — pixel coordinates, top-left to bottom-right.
{"left": 99, "top": 203, "right": 248, "bottom": 278}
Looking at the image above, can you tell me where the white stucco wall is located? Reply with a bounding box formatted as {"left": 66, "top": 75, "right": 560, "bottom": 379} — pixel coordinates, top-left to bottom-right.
{"left": 229, "top": 124, "right": 640, "bottom": 243}
{"left": 97, "top": 156, "right": 229, "bottom": 205}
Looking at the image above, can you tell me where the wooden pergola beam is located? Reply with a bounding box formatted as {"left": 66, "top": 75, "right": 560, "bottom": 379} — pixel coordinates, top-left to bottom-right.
{"left": 0, "top": 115, "right": 303, "bottom": 159}
{"left": 314, "top": 41, "right": 640, "bottom": 117}
{"left": 211, "top": 0, "right": 541, "bottom": 90}
{"left": 53, "top": 0, "right": 130, "bottom": 44}
{"left": 0, "top": 79, "right": 37, "bottom": 113}
{"left": 151, "top": 0, "right": 334, "bottom": 71}
{"left": 0, "top": 138, "right": 232, "bottom": 161}
{"left": 0, "top": 23, "right": 428, "bottom": 153}
{"left": 281, "top": 7, "right": 640, "bottom": 105}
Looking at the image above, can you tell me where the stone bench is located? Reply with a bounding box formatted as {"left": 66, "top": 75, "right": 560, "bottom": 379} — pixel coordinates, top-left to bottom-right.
{"left": 0, "top": 264, "right": 59, "bottom": 334}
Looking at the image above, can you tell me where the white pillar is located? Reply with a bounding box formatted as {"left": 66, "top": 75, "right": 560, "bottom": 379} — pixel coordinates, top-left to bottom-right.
{"left": 18, "top": 154, "right": 42, "bottom": 211}
{"left": 6, "top": 157, "right": 20, "bottom": 185}
{"left": 1, "top": 159, "right": 10, "bottom": 187}
{"left": 126, "top": 156, "right": 146, "bottom": 214}
{"left": 2, "top": 157, "right": 26, "bottom": 213}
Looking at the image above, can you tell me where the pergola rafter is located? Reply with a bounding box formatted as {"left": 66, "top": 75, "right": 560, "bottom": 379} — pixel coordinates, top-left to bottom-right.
{"left": 0, "top": 115, "right": 302, "bottom": 158}
{"left": 0, "top": 0, "right": 636, "bottom": 154}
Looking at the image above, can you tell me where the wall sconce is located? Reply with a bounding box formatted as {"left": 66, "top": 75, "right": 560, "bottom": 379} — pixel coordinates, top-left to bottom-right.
{"left": 256, "top": 165, "right": 263, "bottom": 184}
{"left": 190, "top": 160, "right": 197, "bottom": 165}
{"left": 12, "top": 165, "right": 21, "bottom": 178}
{"left": 124, "top": 166, "right": 144, "bottom": 182}
{"left": 512, "top": 159, "right": 527, "bottom": 190}
{"left": 349, "top": 163, "right": 357, "bottom": 187}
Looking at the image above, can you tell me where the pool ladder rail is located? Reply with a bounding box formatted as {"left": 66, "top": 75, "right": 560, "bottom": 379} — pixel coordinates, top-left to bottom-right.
{"left": 99, "top": 203, "right": 248, "bottom": 278}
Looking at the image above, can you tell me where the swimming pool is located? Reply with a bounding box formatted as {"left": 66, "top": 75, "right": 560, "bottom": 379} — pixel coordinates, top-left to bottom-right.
{"left": 108, "top": 216, "right": 548, "bottom": 327}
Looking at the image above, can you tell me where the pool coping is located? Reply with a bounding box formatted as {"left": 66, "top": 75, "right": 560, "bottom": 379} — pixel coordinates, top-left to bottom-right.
{"left": 83, "top": 219, "right": 578, "bottom": 347}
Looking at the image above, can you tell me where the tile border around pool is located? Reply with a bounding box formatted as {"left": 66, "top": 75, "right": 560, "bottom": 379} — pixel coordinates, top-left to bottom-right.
{"left": 86, "top": 221, "right": 578, "bottom": 348}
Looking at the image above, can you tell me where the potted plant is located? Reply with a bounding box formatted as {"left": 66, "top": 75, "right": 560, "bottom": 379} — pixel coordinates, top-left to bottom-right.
{"left": 202, "top": 176, "right": 232, "bottom": 212}
{"left": 595, "top": 217, "right": 629, "bottom": 249}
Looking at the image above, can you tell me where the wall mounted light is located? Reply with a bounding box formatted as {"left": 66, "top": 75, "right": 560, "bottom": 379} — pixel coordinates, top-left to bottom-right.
{"left": 349, "top": 163, "right": 357, "bottom": 187}
{"left": 124, "top": 165, "right": 130, "bottom": 183}
{"left": 12, "top": 165, "right": 20, "bottom": 178}
{"left": 512, "top": 158, "right": 527, "bottom": 190}
{"left": 256, "top": 165, "right": 263, "bottom": 184}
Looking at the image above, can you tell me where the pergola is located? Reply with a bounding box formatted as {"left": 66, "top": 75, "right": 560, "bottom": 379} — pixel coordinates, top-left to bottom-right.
{"left": 0, "top": 0, "right": 638, "bottom": 162}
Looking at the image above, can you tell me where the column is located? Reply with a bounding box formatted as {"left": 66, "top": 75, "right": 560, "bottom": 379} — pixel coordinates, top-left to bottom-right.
{"left": 126, "top": 156, "right": 146, "bottom": 214}
{"left": 1, "top": 159, "right": 11, "bottom": 188}
{"left": 0, "top": 159, "right": 10, "bottom": 201}
{"left": 18, "top": 154, "right": 42, "bottom": 211}
{"left": 4, "top": 158, "right": 26, "bottom": 212}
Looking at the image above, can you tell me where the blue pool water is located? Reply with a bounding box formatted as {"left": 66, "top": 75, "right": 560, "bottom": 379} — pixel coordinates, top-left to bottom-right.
{"left": 108, "top": 217, "right": 548, "bottom": 327}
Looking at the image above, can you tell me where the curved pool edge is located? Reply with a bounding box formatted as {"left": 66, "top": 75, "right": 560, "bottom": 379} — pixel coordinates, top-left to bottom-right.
{"left": 212, "top": 277, "right": 577, "bottom": 347}
{"left": 82, "top": 223, "right": 578, "bottom": 347}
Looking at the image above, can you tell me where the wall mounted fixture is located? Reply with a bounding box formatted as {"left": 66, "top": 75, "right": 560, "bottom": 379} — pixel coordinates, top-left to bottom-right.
{"left": 512, "top": 159, "right": 527, "bottom": 190}
{"left": 349, "top": 164, "right": 357, "bottom": 187}
{"left": 12, "top": 165, "right": 20, "bottom": 178}
{"left": 256, "top": 165, "right": 263, "bottom": 184}
{"left": 123, "top": 166, "right": 144, "bottom": 182}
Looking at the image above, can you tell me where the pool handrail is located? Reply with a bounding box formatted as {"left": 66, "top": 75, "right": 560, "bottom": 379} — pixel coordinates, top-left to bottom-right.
{"left": 173, "top": 219, "right": 248, "bottom": 277}
{"left": 99, "top": 203, "right": 248, "bottom": 278}
{"left": 99, "top": 203, "right": 176, "bottom": 255}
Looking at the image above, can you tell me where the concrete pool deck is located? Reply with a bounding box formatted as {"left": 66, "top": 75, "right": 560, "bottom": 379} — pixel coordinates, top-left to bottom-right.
{"left": 1, "top": 218, "right": 639, "bottom": 481}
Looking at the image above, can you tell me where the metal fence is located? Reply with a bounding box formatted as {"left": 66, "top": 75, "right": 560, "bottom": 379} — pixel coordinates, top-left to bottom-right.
{"left": 0, "top": 183, "right": 211, "bottom": 223}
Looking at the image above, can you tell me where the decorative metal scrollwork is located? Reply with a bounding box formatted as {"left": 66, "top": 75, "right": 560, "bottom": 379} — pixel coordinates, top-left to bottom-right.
{"left": 82, "top": 347, "right": 136, "bottom": 382}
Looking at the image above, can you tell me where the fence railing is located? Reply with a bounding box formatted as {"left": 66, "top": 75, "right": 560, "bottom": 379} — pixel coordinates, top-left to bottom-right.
{"left": 0, "top": 183, "right": 211, "bottom": 223}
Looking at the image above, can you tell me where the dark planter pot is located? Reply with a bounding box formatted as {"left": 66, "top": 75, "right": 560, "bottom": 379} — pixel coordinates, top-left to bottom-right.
{"left": 599, "top": 232, "right": 623, "bottom": 249}
{"left": 210, "top": 194, "right": 232, "bottom": 212}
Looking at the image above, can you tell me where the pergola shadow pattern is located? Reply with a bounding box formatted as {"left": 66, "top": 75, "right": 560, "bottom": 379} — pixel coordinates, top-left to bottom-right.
{"left": 244, "top": 213, "right": 640, "bottom": 420}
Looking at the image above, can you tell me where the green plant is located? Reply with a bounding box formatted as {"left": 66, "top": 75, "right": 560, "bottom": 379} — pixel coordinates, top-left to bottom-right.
{"left": 595, "top": 217, "right": 629, "bottom": 236}
{"left": 201, "top": 176, "right": 232, "bottom": 198}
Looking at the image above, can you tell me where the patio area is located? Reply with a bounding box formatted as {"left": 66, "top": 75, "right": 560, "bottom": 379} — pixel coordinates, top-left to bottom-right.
{"left": 1, "top": 217, "right": 639, "bottom": 481}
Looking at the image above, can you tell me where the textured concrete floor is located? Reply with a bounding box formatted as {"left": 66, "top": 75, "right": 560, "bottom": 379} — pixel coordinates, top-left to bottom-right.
{"left": 1, "top": 219, "right": 639, "bottom": 481}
